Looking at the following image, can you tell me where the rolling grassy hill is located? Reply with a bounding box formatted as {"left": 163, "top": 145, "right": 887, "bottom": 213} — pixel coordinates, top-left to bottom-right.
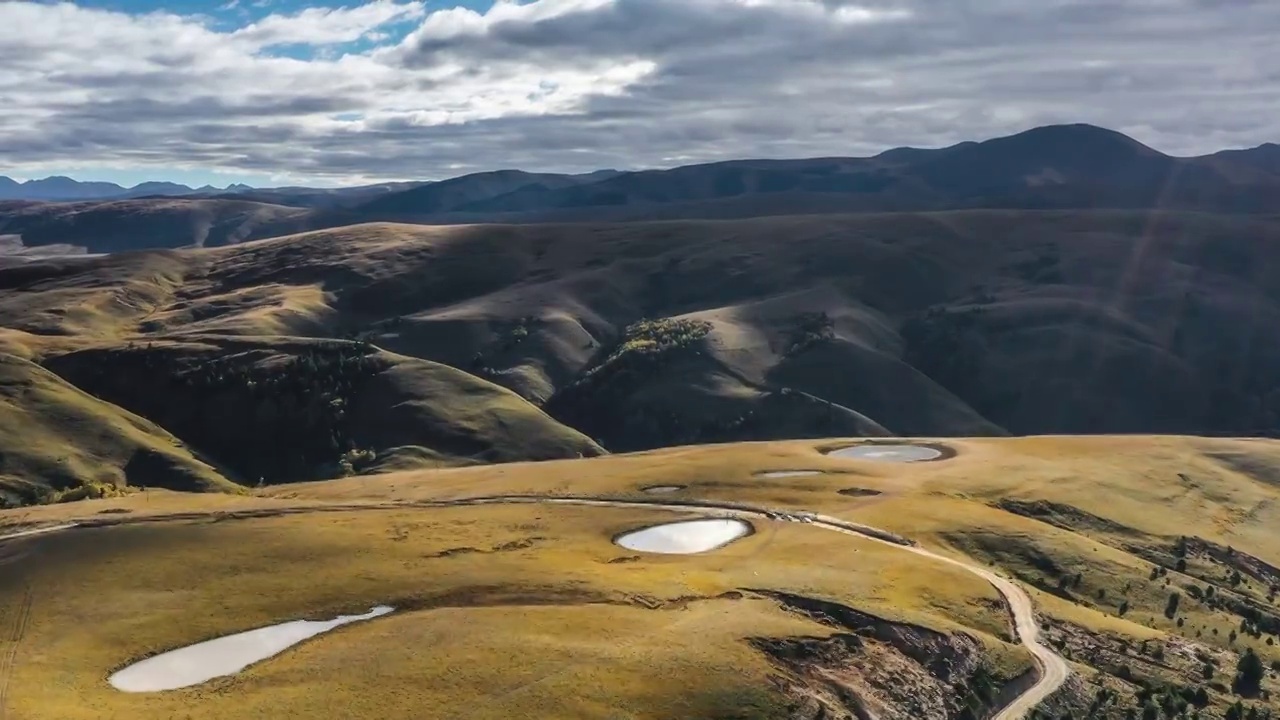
{"left": 5, "top": 435, "right": 1280, "bottom": 719}
{"left": 2, "top": 124, "right": 1280, "bottom": 509}
{"left": 0, "top": 197, "right": 322, "bottom": 253}
{"left": 3, "top": 208, "right": 1280, "bottom": 503}
{"left": 0, "top": 229, "right": 605, "bottom": 497}
{"left": 42, "top": 337, "right": 602, "bottom": 484}
{"left": 129, "top": 211, "right": 1280, "bottom": 440}
{"left": 0, "top": 353, "right": 237, "bottom": 506}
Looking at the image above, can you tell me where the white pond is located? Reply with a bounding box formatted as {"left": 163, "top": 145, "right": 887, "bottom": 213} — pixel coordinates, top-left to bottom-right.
{"left": 827, "top": 444, "right": 943, "bottom": 463}
{"left": 759, "top": 470, "right": 822, "bottom": 479}
{"left": 109, "top": 605, "right": 394, "bottom": 692}
{"left": 614, "top": 519, "right": 752, "bottom": 555}
{"left": 641, "top": 485, "right": 686, "bottom": 494}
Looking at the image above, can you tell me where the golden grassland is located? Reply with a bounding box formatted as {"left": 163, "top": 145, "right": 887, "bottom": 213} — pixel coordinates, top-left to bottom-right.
{"left": 0, "top": 503, "right": 1009, "bottom": 720}
{"left": 4, "top": 434, "right": 1280, "bottom": 718}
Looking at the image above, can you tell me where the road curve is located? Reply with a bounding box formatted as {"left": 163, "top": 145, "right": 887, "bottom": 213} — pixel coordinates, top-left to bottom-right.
{"left": 0, "top": 523, "right": 78, "bottom": 543}
{"left": 520, "top": 497, "right": 1070, "bottom": 719}
{"left": 0, "top": 497, "right": 1067, "bottom": 717}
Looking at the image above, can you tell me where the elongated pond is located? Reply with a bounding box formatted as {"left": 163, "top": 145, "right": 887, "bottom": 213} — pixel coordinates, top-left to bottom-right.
{"left": 108, "top": 605, "right": 394, "bottom": 692}
{"left": 614, "top": 519, "right": 752, "bottom": 554}
{"left": 827, "top": 444, "right": 943, "bottom": 463}
{"left": 759, "top": 470, "right": 822, "bottom": 479}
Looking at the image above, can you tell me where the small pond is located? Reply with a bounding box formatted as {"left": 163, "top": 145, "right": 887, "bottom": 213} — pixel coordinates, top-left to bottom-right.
{"left": 826, "top": 444, "right": 943, "bottom": 463}
{"left": 614, "top": 519, "right": 752, "bottom": 555}
{"left": 759, "top": 470, "right": 822, "bottom": 479}
{"left": 109, "top": 605, "right": 394, "bottom": 692}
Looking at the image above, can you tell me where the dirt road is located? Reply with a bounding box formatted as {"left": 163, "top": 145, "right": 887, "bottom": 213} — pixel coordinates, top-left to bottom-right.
{"left": 523, "top": 498, "right": 1071, "bottom": 719}
{"left": 0, "top": 523, "right": 77, "bottom": 542}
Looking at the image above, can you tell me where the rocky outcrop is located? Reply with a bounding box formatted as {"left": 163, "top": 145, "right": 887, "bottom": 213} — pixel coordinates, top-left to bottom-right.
{"left": 748, "top": 590, "right": 1012, "bottom": 720}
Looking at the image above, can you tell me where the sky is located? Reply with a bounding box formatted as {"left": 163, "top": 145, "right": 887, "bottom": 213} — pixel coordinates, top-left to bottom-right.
{"left": 3, "top": 0, "right": 1280, "bottom": 188}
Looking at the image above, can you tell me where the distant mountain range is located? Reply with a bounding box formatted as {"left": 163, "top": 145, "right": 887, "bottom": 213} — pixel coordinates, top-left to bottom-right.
{"left": 0, "top": 175, "right": 259, "bottom": 201}
{"left": 7, "top": 124, "right": 1280, "bottom": 213}
{"left": 5, "top": 124, "right": 1280, "bottom": 254}
{"left": 363, "top": 123, "right": 1280, "bottom": 220}
{"left": 0, "top": 175, "right": 431, "bottom": 205}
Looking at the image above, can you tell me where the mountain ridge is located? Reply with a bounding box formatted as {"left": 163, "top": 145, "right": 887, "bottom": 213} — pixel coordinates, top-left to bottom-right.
{"left": 7, "top": 123, "right": 1279, "bottom": 207}
{"left": 0, "top": 176, "right": 426, "bottom": 204}
{"left": 6, "top": 122, "right": 1280, "bottom": 257}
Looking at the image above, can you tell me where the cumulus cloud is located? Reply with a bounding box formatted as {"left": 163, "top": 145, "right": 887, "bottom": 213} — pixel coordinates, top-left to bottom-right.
{"left": 1, "top": 0, "right": 1278, "bottom": 184}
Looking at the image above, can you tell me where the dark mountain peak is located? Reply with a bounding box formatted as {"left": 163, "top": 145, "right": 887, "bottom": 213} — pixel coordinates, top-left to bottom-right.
{"left": 1211, "top": 142, "right": 1280, "bottom": 157}
{"left": 33, "top": 175, "right": 81, "bottom": 186}
{"left": 1245, "top": 142, "right": 1280, "bottom": 160}
{"left": 871, "top": 126, "right": 1151, "bottom": 172}
{"left": 981, "top": 123, "right": 1162, "bottom": 158}
{"left": 129, "top": 181, "right": 187, "bottom": 189}
{"left": 893, "top": 122, "right": 1176, "bottom": 202}
{"left": 1209, "top": 142, "right": 1280, "bottom": 177}
{"left": 0, "top": 176, "right": 18, "bottom": 188}
{"left": 875, "top": 140, "right": 976, "bottom": 165}
{"left": 358, "top": 168, "right": 609, "bottom": 215}
{"left": 874, "top": 146, "right": 931, "bottom": 164}
{"left": 0, "top": 176, "right": 128, "bottom": 201}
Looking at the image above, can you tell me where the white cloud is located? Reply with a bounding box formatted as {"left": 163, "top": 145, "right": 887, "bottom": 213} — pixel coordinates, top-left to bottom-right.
{"left": 231, "top": 0, "right": 426, "bottom": 48}
{"left": 1, "top": 0, "right": 1278, "bottom": 184}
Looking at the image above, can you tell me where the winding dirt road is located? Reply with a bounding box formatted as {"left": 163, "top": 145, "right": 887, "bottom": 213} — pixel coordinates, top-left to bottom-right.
{"left": 521, "top": 497, "right": 1071, "bottom": 719}
{"left": 0, "top": 495, "right": 1068, "bottom": 718}
{"left": 0, "top": 523, "right": 78, "bottom": 542}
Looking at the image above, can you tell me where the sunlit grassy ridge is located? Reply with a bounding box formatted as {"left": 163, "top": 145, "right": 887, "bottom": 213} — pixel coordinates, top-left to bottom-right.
{"left": 4, "top": 435, "right": 1280, "bottom": 718}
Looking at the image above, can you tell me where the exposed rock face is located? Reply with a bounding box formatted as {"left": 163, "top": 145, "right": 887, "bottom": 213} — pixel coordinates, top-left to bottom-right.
{"left": 749, "top": 590, "right": 1007, "bottom": 720}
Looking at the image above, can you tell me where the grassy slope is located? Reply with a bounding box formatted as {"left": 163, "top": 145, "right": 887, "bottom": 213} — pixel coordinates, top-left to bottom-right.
{"left": 542, "top": 318, "right": 892, "bottom": 451}
{"left": 5, "top": 435, "right": 1280, "bottom": 718}
{"left": 271, "top": 434, "right": 1280, "bottom": 716}
{"left": 41, "top": 338, "right": 602, "bottom": 485}
{"left": 0, "top": 353, "right": 236, "bottom": 505}
{"left": 4, "top": 210, "right": 1280, "bottom": 494}
{"left": 0, "top": 198, "right": 317, "bottom": 253}
{"left": 6, "top": 211, "right": 1280, "bottom": 457}
{"left": 0, "top": 233, "right": 603, "bottom": 498}
{"left": 17, "top": 211, "right": 1270, "bottom": 450}
{"left": 0, "top": 250, "right": 194, "bottom": 339}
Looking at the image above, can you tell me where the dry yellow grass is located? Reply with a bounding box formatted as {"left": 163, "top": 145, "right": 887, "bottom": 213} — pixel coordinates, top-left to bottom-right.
{"left": 0, "top": 503, "right": 1013, "bottom": 720}
{"left": 266, "top": 434, "right": 1280, "bottom": 658}
{"left": 5, "top": 434, "right": 1280, "bottom": 718}
{"left": 139, "top": 282, "right": 337, "bottom": 337}
{"left": 0, "top": 252, "right": 194, "bottom": 341}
